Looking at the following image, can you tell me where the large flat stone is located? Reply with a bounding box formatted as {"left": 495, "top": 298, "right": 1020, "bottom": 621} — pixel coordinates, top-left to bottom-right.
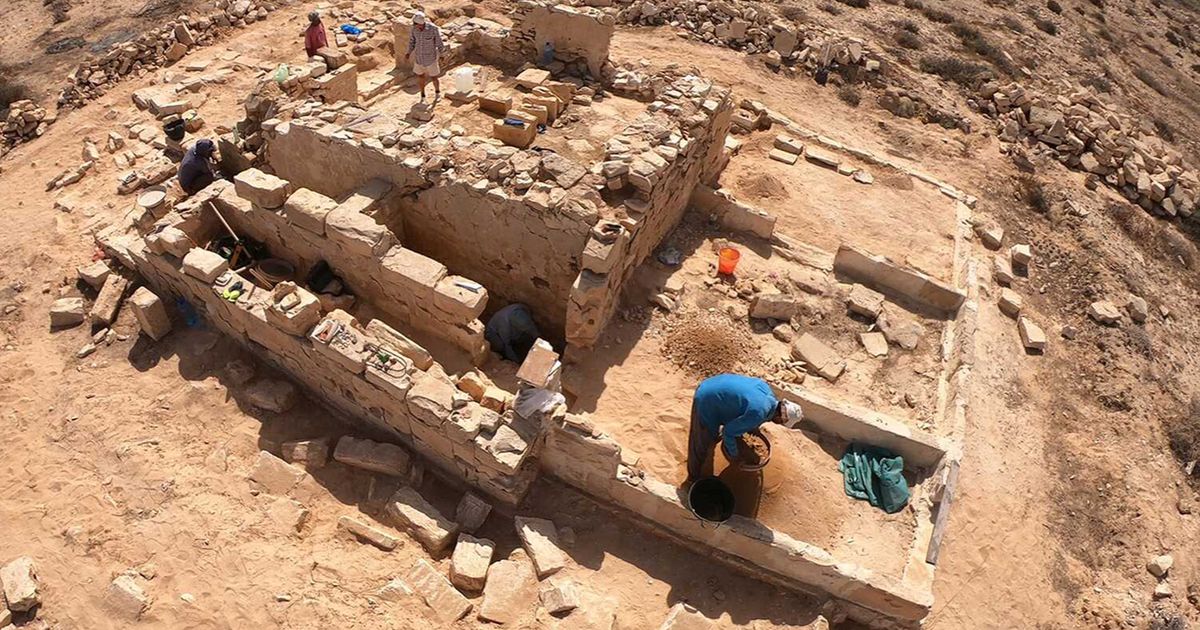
{"left": 333, "top": 436, "right": 411, "bottom": 476}
{"left": 282, "top": 188, "right": 338, "bottom": 235}
{"left": 233, "top": 168, "right": 292, "bottom": 209}
{"left": 515, "top": 516, "right": 567, "bottom": 578}
{"left": 406, "top": 371, "right": 458, "bottom": 425}
{"left": 450, "top": 534, "right": 495, "bottom": 592}
{"left": 479, "top": 554, "right": 538, "bottom": 624}
{"left": 387, "top": 486, "right": 460, "bottom": 553}
{"left": 181, "top": 248, "right": 229, "bottom": 284}
{"left": 791, "top": 333, "right": 845, "bottom": 382}
{"left": 326, "top": 205, "right": 395, "bottom": 257}
{"left": 405, "top": 559, "right": 472, "bottom": 623}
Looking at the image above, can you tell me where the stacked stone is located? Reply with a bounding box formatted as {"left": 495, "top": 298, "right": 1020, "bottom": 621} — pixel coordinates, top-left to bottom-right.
{"left": 0, "top": 100, "right": 54, "bottom": 157}
{"left": 502, "top": 1, "right": 615, "bottom": 79}
{"left": 976, "top": 81, "right": 1199, "bottom": 219}
{"left": 57, "top": 0, "right": 281, "bottom": 110}
{"left": 567, "top": 75, "right": 733, "bottom": 348}
{"left": 615, "top": 0, "right": 881, "bottom": 76}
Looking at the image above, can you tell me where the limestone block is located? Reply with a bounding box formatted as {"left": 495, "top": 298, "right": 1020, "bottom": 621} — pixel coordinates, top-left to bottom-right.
{"left": 805, "top": 147, "right": 840, "bottom": 169}
{"left": 516, "top": 339, "right": 560, "bottom": 389}
{"left": 333, "top": 436, "right": 411, "bottom": 476}
{"left": 78, "top": 260, "right": 111, "bottom": 289}
{"left": 339, "top": 178, "right": 394, "bottom": 216}
{"left": 365, "top": 358, "right": 413, "bottom": 403}
{"left": 1018, "top": 316, "right": 1046, "bottom": 351}
{"left": 233, "top": 168, "right": 292, "bottom": 209}
{"left": 281, "top": 437, "right": 331, "bottom": 470}
{"left": 433, "top": 276, "right": 488, "bottom": 322}
{"left": 245, "top": 379, "right": 298, "bottom": 412}
{"left": 479, "top": 553, "right": 538, "bottom": 624}
{"left": 379, "top": 247, "right": 446, "bottom": 298}
{"left": 366, "top": 319, "right": 434, "bottom": 370}
{"left": 407, "top": 371, "right": 458, "bottom": 425}
{"left": 104, "top": 574, "right": 150, "bottom": 621}
{"left": 405, "top": 559, "right": 472, "bottom": 623}
{"left": 660, "top": 603, "right": 717, "bottom": 629}
{"left": 249, "top": 450, "right": 308, "bottom": 494}
{"left": 1, "top": 556, "right": 40, "bottom": 612}
{"left": 514, "top": 516, "right": 567, "bottom": 578}
{"left": 860, "top": 332, "right": 888, "bottom": 358}
{"left": 377, "top": 577, "right": 416, "bottom": 603}
{"left": 580, "top": 232, "right": 627, "bottom": 275}
{"left": 539, "top": 580, "right": 579, "bottom": 614}
{"left": 445, "top": 403, "right": 488, "bottom": 443}
{"left": 455, "top": 492, "right": 492, "bottom": 533}
{"left": 338, "top": 515, "right": 400, "bottom": 550}
{"left": 998, "top": 288, "right": 1023, "bottom": 318}
{"left": 833, "top": 245, "right": 965, "bottom": 315}
{"left": 315, "top": 47, "right": 348, "bottom": 69}
{"left": 515, "top": 68, "right": 551, "bottom": 89}
{"left": 791, "top": 333, "right": 845, "bottom": 382}
{"left": 90, "top": 274, "right": 131, "bottom": 326}
{"left": 265, "top": 282, "right": 322, "bottom": 336}
{"left": 450, "top": 534, "right": 495, "bottom": 592}
{"left": 456, "top": 371, "right": 489, "bottom": 402}
{"left": 1010, "top": 243, "right": 1033, "bottom": 267}
{"left": 326, "top": 205, "right": 395, "bottom": 257}
{"left": 846, "top": 284, "right": 885, "bottom": 319}
{"left": 479, "top": 92, "right": 513, "bottom": 115}
{"left": 768, "top": 148, "right": 798, "bottom": 165}
{"left": 181, "top": 248, "right": 229, "bottom": 284}
{"left": 282, "top": 187, "right": 338, "bottom": 235}
{"left": 150, "top": 226, "right": 192, "bottom": 257}
{"left": 773, "top": 135, "right": 804, "bottom": 155}
{"left": 493, "top": 118, "right": 536, "bottom": 148}
{"left": 387, "top": 486, "right": 460, "bottom": 553}
{"left": 749, "top": 292, "right": 797, "bottom": 320}
{"left": 50, "top": 297, "right": 87, "bottom": 328}
{"left": 309, "top": 310, "right": 369, "bottom": 374}
{"left": 129, "top": 286, "right": 172, "bottom": 340}
{"left": 993, "top": 255, "right": 1015, "bottom": 286}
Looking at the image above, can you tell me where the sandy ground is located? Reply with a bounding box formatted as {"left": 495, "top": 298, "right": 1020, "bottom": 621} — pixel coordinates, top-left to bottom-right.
{"left": 4, "top": 0, "right": 1200, "bottom": 628}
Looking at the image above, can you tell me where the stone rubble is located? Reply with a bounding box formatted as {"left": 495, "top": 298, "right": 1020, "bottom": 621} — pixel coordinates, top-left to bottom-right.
{"left": 978, "top": 81, "right": 1200, "bottom": 221}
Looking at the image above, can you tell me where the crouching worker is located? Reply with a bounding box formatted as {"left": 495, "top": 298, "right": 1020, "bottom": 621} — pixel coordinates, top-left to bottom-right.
{"left": 178, "top": 138, "right": 218, "bottom": 196}
{"left": 686, "top": 374, "right": 802, "bottom": 484}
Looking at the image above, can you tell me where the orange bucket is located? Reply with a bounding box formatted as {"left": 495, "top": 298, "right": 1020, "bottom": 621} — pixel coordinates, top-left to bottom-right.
{"left": 717, "top": 247, "right": 741, "bottom": 275}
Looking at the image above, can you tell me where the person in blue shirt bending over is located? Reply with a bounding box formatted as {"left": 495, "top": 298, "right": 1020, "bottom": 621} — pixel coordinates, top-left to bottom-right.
{"left": 687, "top": 374, "right": 802, "bottom": 483}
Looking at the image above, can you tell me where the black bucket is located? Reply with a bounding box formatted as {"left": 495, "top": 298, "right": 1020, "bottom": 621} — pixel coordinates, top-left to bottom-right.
{"left": 688, "top": 476, "right": 735, "bottom": 526}
{"left": 164, "top": 118, "right": 186, "bottom": 142}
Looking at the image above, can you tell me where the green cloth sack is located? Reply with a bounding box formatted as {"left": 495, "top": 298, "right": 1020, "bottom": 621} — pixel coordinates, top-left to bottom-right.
{"left": 838, "top": 444, "right": 911, "bottom": 514}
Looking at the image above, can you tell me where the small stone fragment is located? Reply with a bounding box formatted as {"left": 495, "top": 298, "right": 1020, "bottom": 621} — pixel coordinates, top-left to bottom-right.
{"left": 405, "top": 559, "right": 472, "bottom": 623}
{"left": 1126, "top": 295, "right": 1148, "bottom": 324}
{"left": 387, "top": 486, "right": 460, "bottom": 553}
{"left": 860, "top": 332, "right": 888, "bottom": 358}
{"left": 998, "top": 288, "right": 1023, "bottom": 318}
{"left": 105, "top": 574, "right": 151, "bottom": 620}
{"left": 455, "top": 492, "right": 492, "bottom": 533}
{"left": 249, "top": 450, "right": 308, "bottom": 495}
{"left": 539, "top": 580, "right": 580, "bottom": 615}
{"left": 1087, "top": 301, "right": 1122, "bottom": 326}
{"left": 50, "top": 297, "right": 87, "bottom": 328}
{"left": 1018, "top": 316, "right": 1047, "bottom": 352}
{"left": 338, "top": 515, "right": 400, "bottom": 550}
{"left": 1147, "top": 554, "right": 1174, "bottom": 578}
{"left": 1, "top": 556, "right": 40, "bottom": 612}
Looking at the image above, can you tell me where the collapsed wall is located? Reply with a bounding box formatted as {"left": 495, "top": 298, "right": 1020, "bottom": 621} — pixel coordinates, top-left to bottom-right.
{"left": 565, "top": 76, "right": 734, "bottom": 350}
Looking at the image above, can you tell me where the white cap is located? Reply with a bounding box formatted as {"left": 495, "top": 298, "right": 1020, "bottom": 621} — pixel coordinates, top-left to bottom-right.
{"left": 412, "top": 11, "right": 426, "bottom": 24}
{"left": 779, "top": 401, "right": 803, "bottom": 428}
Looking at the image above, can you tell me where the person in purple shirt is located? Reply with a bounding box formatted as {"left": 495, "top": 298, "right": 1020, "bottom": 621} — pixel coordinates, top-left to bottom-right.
{"left": 686, "top": 374, "right": 802, "bottom": 483}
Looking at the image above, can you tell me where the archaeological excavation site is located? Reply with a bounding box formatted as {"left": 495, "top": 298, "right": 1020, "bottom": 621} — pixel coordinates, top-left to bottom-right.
{"left": 6, "top": 0, "right": 1200, "bottom": 627}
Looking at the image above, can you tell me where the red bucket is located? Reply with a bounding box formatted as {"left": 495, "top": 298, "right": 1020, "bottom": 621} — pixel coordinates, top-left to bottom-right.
{"left": 717, "top": 247, "right": 741, "bottom": 275}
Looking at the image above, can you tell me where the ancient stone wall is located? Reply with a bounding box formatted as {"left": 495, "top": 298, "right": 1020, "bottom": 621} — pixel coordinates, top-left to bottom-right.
{"left": 263, "top": 120, "right": 594, "bottom": 335}
{"left": 537, "top": 409, "right": 934, "bottom": 625}
{"left": 565, "top": 76, "right": 734, "bottom": 350}
{"left": 99, "top": 187, "right": 541, "bottom": 506}
{"left": 503, "top": 2, "right": 616, "bottom": 78}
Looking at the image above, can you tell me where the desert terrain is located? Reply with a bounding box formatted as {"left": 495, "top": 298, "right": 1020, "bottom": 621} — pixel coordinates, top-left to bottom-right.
{"left": 2, "top": 0, "right": 1200, "bottom": 628}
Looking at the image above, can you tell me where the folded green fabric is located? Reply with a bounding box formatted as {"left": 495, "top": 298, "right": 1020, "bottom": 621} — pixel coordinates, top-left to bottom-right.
{"left": 838, "top": 443, "right": 911, "bottom": 514}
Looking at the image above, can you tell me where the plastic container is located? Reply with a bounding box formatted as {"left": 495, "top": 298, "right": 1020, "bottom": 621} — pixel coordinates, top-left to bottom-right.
{"left": 717, "top": 247, "right": 741, "bottom": 275}
{"left": 688, "top": 477, "right": 735, "bottom": 527}
{"left": 452, "top": 66, "right": 476, "bottom": 93}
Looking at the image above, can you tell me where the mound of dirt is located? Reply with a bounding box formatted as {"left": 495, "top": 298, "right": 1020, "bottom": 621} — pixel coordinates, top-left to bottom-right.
{"left": 661, "top": 309, "right": 758, "bottom": 377}
{"left": 737, "top": 173, "right": 790, "bottom": 200}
